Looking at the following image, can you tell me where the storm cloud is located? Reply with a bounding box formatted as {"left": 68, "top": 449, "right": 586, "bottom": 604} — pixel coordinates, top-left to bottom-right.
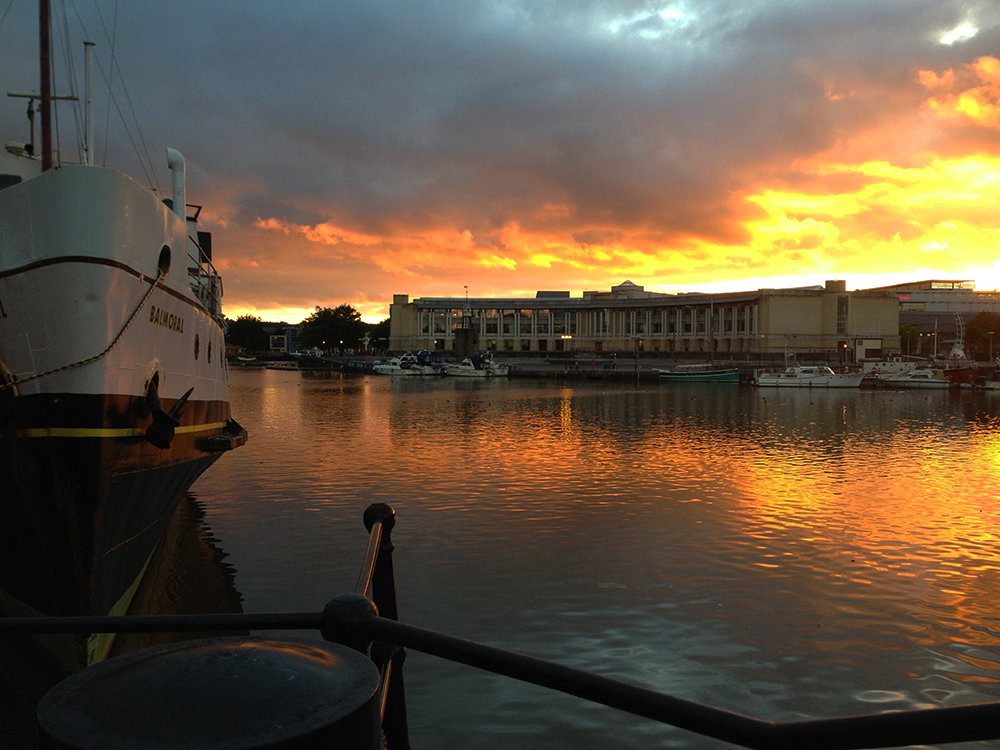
{"left": 2, "top": 0, "right": 998, "bottom": 320}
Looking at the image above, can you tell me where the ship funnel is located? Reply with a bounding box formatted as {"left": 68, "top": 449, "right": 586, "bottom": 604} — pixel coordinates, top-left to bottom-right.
{"left": 166, "top": 148, "right": 185, "bottom": 219}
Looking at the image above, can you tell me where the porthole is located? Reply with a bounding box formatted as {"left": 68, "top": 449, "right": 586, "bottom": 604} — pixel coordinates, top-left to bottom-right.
{"left": 157, "top": 245, "right": 171, "bottom": 277}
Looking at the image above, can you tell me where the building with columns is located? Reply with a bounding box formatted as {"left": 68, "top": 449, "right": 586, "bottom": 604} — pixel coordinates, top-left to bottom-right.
{"left": 388, "top": 280, "right": 901, "bottom": 363}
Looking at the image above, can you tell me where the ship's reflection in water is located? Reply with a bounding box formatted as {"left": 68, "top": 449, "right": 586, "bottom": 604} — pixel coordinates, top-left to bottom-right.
{"left": 0, "top": 494, "right": 243, "bottom": 748}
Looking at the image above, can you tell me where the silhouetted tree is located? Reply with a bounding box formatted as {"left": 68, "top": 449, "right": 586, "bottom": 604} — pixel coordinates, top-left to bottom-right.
{"left": 226, "top": 314, "right": 268, "bottom": 353}
{"left": 899, "top": 324, "right": 921, "bottom": 357}
{"left": 300, "top": 305, "right": 365, "bottom": 351}
{"left": 366, "top": 317, "right": 391, "bottom": 350}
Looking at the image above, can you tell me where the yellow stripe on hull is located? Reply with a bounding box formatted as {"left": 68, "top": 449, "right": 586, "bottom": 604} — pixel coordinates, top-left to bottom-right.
{"left": 18, "top": 422, "right": 229, "bottom": 439}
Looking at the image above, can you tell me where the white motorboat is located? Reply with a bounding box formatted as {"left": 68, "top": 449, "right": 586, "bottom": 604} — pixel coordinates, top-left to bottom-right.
{"left": 0, "top": 14, "right": 246, "bottom": 671}
{"left": 445, "top": 353, "right": 509, "bottom": 377}
{"left": 881, "top": 369, "right": 950, "bottom": 389}
{"left": 374, "top": 350, "right": 444, "bottom": 376}
{"left": 754, "top": 365, "right": 863, "bottom": 388}
{"left": 861, "top": 357, "right": 918, "bottom": 377}
{"left": 655, "top": 365, "right": 740, "bottom": 382}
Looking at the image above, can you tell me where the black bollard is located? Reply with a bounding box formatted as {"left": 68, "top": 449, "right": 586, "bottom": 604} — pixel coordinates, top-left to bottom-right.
{"left": 37, "top": 636, "right": 381, "bottom": 750}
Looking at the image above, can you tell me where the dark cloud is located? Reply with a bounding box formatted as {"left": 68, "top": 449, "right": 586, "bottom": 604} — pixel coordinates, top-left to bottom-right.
{"left": 574, "top": 229, "right": 624, "bottom": 246}
{"left": 3, "top": 0, "right": 998, "bottom": 314}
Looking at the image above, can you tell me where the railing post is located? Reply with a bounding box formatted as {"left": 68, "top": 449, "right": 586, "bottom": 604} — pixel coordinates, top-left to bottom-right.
{"left": 362, "top": 504, "right": 399, "bottom": 619}
{"left": 362, "top": 503, "right": 409, "bottom": 749}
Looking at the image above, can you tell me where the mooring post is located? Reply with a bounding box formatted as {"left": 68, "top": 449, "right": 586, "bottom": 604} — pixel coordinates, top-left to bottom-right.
{"left": 362, "top": 503, "right": 410, "bottom": 749}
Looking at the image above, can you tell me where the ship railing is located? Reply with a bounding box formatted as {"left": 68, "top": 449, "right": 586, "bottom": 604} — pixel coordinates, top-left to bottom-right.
{"left": 187, "top": 235, "right": 224, "bottom": 320}
{"left": 4, "top": 503, "right": 1000, "bottom": 750}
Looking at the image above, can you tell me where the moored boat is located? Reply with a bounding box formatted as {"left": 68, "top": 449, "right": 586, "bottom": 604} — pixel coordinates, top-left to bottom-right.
{"left": 0, "top": 15, "right": 246, "bottom": 672}
{"left": 374, "top": 350, "right": 445, "bottom": 376}
{"left": 754, "top": 365, "right": 863, "bottom": 388}
{"left": 264, "top": 360, "right": 299, "bottom": 370}
{"left": 445, "top": 352, "right": 509, "bottom": 377}
{"left": 942, "top": 366, "right": 976, "bottom": 387}
{"left": 861, "top": 357, "right": 919, "bottom": 377}
{"left": 880, "top": 369, "right": 950, "bottom": 389}
{"left": 656, "top": 365, "right": 740, "bottom": 383}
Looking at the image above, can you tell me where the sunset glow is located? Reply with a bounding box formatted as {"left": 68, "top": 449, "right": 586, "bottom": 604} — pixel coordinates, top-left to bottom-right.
{"left": 223, "top": 53, "right": 1000, "bottom": 324}
{"left": 8, "top": 3, "right": 996, "bottom": 324}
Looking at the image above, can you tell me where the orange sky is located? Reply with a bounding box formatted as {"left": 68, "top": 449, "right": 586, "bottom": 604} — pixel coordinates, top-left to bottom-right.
{"left": 221, "top": 54, "right": 1000, "bottom": 324}
{"left": 5, "top": 2, "right": 997, "bottom": 325}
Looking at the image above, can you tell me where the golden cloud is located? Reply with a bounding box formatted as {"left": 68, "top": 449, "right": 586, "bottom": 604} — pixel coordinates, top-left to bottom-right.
{"left": 922, "top": 56, "right": 1000, "bottom": 128}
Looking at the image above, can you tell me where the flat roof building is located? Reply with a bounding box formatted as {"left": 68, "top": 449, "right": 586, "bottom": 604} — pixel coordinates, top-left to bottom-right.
{"left": 389, "top": 280, "right": 901, "bottom": 363}
{"left": 862, "top": 280, "right": 1000, "bottom": 358}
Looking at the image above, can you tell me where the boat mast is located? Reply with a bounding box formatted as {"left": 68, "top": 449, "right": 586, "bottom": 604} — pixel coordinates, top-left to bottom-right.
{"left": 84, "top": 41, "right": 94, "bottom": 165}
{"left": 39, "top": 0, "right": 53, "bottom": 170}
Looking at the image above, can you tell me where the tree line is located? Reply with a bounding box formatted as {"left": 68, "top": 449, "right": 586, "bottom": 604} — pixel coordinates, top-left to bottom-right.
{"left": 225, "top": 305, "right": 390, "bottom": 354}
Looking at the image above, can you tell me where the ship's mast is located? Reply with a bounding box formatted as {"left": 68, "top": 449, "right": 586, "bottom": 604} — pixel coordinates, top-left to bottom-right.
{"left": 39, "top": 0, "right": 53, "bottom": 170}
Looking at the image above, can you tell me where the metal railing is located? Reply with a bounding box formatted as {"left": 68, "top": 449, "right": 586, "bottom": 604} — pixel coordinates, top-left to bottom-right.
{"left": 4, "top": 503, "right": 1000, "bottom": 749}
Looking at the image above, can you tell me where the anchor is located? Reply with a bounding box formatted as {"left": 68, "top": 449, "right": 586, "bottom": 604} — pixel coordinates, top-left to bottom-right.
{"left": 144, "top": 380, "right": 193, "bottom": 449}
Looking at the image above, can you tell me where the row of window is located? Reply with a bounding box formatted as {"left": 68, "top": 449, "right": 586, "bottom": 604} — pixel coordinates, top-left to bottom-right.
{"left": 425, "top": 337, "right": 756, "bottom": 353}
{"left": 418, "top": 306, "right": 759, "bottom": 338}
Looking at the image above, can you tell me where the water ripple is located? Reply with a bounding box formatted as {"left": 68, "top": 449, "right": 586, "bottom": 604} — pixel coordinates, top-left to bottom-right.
{"left": 195, "top": 374, "right": 1000, "bottom": 749}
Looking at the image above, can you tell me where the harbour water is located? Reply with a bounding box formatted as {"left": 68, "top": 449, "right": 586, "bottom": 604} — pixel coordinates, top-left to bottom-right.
{"left": 185, "top": 368, "right": 1000, "bottom": 749}
{"left": 8, "top": 368, "right": 1000, "bottom": 748}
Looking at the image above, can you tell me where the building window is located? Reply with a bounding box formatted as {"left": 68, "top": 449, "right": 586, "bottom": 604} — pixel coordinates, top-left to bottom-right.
{"left": 554, "top": 338, "right": 564, "bottom": 351}
{"left": 521, "top": 339, "right": 531, "bottom": 351}
{"left": 520, "top": 310, "right": 533, "bottom": 337}
{"left": 837, "top": 296, "right": 848, "bottom": 334}
{"left": 538, "top": 339, "right": 548, "bottom": 351}
{"left": 487, "top": 339, "right": 497, "bottom": 351}
{"left": 504, "top": 339, "right": 514, "bottom": 351}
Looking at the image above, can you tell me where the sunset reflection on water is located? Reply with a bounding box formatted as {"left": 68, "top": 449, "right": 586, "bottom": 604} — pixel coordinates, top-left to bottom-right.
{"left": 193, "top": 370, "right": 1000, "bottom": 749}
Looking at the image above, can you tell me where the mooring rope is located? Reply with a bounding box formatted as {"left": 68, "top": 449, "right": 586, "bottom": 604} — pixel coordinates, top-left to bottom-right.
{"left": 0, "top": 267, "right": 167, "bottom": 392}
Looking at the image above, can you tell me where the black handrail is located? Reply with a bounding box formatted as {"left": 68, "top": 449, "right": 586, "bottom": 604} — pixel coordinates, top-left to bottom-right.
{"left": 335, "top": 598, "right": 1000, "bottom": 750}
{"left": 2, "top": 503, "right": 999, "bottom": 750}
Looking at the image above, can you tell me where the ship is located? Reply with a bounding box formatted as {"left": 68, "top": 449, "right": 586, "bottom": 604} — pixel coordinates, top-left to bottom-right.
{"left": 0, "top": 2, "right": 247, "bottom": 672}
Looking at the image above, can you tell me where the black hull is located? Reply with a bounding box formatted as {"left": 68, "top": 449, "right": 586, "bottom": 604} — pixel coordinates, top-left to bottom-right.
{"left": 0, "top": 390, "right": 244, "bottom": 666}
